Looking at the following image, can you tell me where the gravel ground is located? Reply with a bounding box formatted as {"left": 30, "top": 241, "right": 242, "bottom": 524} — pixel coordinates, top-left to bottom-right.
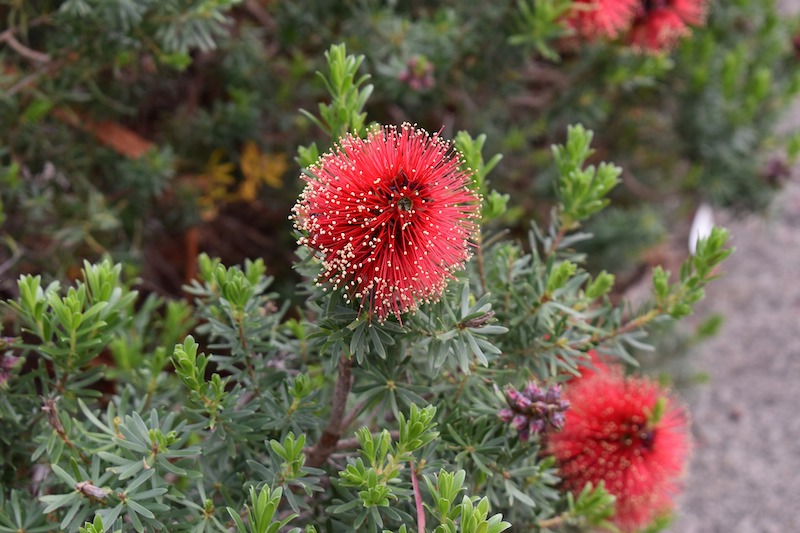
{"left": 667, "top": 178, "right": 800, "bottom": 532}
{"left": 665, "top": 4, "right": 800, "bottom": 528}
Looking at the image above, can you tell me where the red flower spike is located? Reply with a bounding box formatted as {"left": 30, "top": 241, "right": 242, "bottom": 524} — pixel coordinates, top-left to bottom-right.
{"left": 293, "top": 124, "right": 480, "bottom": 322}
{"left": 629, "top": 0, "right": 709, "bottom": 52}
{"left": 546, "top": 366, "right": 691, "bottom": 532}
{"left": 566, "top": 0, "right": 639, "bottom": 41}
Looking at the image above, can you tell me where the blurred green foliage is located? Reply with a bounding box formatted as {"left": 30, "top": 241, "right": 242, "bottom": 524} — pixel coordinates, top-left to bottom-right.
{"left": 0, "top": 0, "right": 795, "bottom": 293}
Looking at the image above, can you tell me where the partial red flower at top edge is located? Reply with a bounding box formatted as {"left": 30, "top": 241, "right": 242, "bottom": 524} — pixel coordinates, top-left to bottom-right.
{"left": 566, "top": 0, "right": 639, "bottom": 41}
{"left": 628, "top": 0, "right": 708, "bottom": 52}
{"left": 546, "top": 366, "right": 691, "bottom": 532}
{"left": 292, "top": 124, "right": 480, "bottom": 322}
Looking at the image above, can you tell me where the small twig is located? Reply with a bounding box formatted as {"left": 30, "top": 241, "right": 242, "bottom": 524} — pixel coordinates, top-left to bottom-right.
{"left": 504, "top": 253, "right": 514, "bottom": 311}
{"left": 410, "top": 460, "right": 426, "bottom": 533}
{"left": 620, "top": 168, "right": 660, "bottom": 200}
{"left": 481, "top": 228, "right": 510, "bottom": 250}
{"left": 243, "top": 0, "right": 277, "bottom": 30}
{"left": 534, "top": 513, "right": 568, "bottom": 529}
{"left": 4, "top": 55, "right": 66, "bottom": 97}
{"left": 475, "top": 232, "right": 488, "bottom": 295}
{"left": 0, "top": 15, "right": 58, "bottom": 96}
{"left": 0, "top": 31, "right": 50, "bottom": 63}
{"left": 547, "top": 226, "right": 568, "bottom": 256}
{"left": 5, "top": 68, "right": 43, "bottom": 96}
{"left": 339, "top": 398, "right": 368, "bottom": 432}
{"left": 236, "top": 390, "right": 256, "bottom": 408}
{"left": 42, "top": 396, "right": 90, "bottom": 464}
{"left": 450, "top": 371, "right": 471, "bottom": 404}
{"left": 306, "top": 356, "right": 354, "bottom": 467}
{"left": 588, "top": 308, "right": 660, "bottom": 346}
{"left": 0, "top": 237, "right": 23, "bottom": 278}
{"left": 236, "top": 318, "right": 261, "bottom": 395}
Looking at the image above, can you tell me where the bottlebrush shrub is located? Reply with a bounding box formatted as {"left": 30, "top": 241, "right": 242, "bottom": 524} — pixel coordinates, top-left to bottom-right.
{"left": 0, "top": 46, "right": 732, "bottom": 532}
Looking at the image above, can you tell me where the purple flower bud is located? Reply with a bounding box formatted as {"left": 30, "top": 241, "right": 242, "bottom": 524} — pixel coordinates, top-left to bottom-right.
{"left": 1, "top": 353, "right": 20, "bottom": 371}
{"left": 0, "top": 353, "right": 21, "bottom": 388}
{"left": 506, "top": 388, "right": 522, "bottom": 403}
{"left": 499, "top": 380, "right": 572, "bottom": 440}
{"left": 529, "top": 419, "right": 546, "bottom": 435}
{"left": 524, "top": 382, "right": 544, "bottom": 400}
{"left": 545, "top": 384, "right": 562, "bottom": 403}
{"left": 512, "top": 414, "right": 528, "bottom": 431}
{"left": 550, "top": 412, "right": 566, "bottom": 430}
{"left": 515, "top": 395, "right": 533, "bottom": 410}
{"left": 498, "top": 408, "right": 514, "bottom": 423}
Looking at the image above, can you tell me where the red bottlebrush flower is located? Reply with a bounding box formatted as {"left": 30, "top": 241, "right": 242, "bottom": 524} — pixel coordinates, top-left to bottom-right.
{"left": 566, "top": 0, "right": 638, "bottom": 41}
{"left": 629, "top": 0, "right": 708, "bottom": 52}
{"left": 546, "top": 366, "right": 690, "bottom": 532}
{"left": 292, "top": 124, "right": 480, "bottom": 322}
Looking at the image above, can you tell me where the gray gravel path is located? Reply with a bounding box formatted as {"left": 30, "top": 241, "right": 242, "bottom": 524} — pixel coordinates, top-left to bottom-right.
{"left": 666, "top": 5, "right": 800, "bottom": 528}
{"left": 668, "top": 179, "right": 800, "bottom": 532}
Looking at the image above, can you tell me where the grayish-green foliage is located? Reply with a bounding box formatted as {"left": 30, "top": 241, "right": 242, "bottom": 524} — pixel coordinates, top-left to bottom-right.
{"left": 0, "top": 19, "right": 738, "bottom": 533}
{"left": 0, "top": 120, "right": 731, "bottom": 531}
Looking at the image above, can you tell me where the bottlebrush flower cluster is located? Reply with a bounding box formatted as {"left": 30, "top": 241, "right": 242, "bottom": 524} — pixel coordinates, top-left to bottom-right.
{"left": 498, "top": 382, "right": 570, "bottom": 441}
{"left": 292, "top": 124, "right": 480, "bottom": 322}
{"left": 566, "top": 0, "right": 709, "bottom": 51}
{"left": 546, "top": 360, "right": 691, "bottom": 531}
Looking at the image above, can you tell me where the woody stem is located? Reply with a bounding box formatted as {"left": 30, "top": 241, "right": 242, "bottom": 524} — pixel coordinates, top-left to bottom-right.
{"left": 306, "top": 356, "right": 353, "bottom": 468}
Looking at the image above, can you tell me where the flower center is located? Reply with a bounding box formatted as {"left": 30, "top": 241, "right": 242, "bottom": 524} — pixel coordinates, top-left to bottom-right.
{"left": 642, "top": 0, "right": 669, "bottom": 12}
{"left": 639, "top": 429, "right": 655, "bottom": 450}
{"left": 620, "top": 421, "right": 656, "bottom": 451}
{"left": 397, "top": 196, "right": 413, "bottom": 211}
